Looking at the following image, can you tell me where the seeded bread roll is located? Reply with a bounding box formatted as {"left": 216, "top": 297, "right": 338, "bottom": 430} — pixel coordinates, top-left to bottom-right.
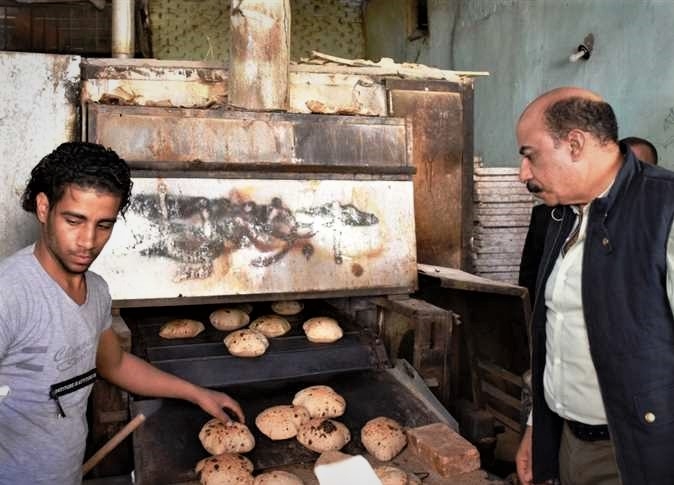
{"left": 159, "top": 319, "right": 205, "bottom": 339}
{"left": 255, "top": 404, "right": 311, "bottom": 440}
{"left": 292, "top": 385, "right": 346, "bottom": 418}
{"left": 253, "top": 470, "right": 303, "bottom": 485}
{"left": 374, "top": 465, "right": 421, "bottom": 485}
{"left": 249, "top": 315, "right": 291, "bottom": 338}
{"left": 195, "top": 452, "right": 254, "bottom": 485}
{"left": 199, "top": 419, "right": 256, "bottom": 455}
{"left": 210, "top": 308, "right": 250, "bottom": 331}
{"left": 224, "top": 329, "right": 269, "bottom": 357}
{"left": 271, "top": 300, "right": 304, "bottom": 316}
{"left": 361, "top": 417, "right": 407, "bottom": 461}
{"left": 302, "top": 317, "right": 343, "bottom": 343}
{"left": 297, "top": 418, "right": 351, "bottom": 453}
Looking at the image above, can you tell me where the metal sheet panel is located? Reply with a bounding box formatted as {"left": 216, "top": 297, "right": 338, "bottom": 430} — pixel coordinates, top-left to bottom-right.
{"left": 87, "top": 104, "right": 410, "bottom": 169}
{"left": 0, "top": 52, "right": 80, "bottom": 259}
{"left": 389, "top": 83, "right": 472, "bottom": 269}
{"left": 91, "top": 178, "right": 417, "bottom": 301}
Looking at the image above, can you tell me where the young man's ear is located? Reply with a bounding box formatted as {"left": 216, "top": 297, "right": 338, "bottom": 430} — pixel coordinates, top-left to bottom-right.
{"left": 35, "top": 193, "right": 50, "bottom": 224}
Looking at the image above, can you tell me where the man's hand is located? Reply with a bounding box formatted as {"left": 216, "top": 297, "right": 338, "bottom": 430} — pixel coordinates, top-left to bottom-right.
{"left": 516, "top": 425, "right": 533, "bottom": 485}
{"left": 191, "top": 387, "right": 245, "bottom": 424}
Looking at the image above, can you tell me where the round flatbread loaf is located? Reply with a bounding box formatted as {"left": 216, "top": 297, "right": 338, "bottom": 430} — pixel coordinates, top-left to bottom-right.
{"left": 210, "top": 308, "right": 251, "bottom": 331}
{"left": 195, "top": 453, "right": 254, "bottom": 485}
{"left": 297, "top": 418, "right": 351, "bottom": 453}
{"left": 302, "top": 317, "right": 343, "bottom": 343}
{"left": 249, "top": 315, "right": 291, "bottom": 338}
{"left": 361, "top": 417, "right": 407, "bottom": 461}
{"left": 159, "top": 319, "right": 205, "bottom": 339}
{"left": 224, "top": 329, "right": 269, "bottom": 357}
{"left": 292, "top": 385, "right": 346, "bottom": 418}
{"left": 374, "top": 465, "right": 421, "bottom": 485}
{"left": 253, "top": 470, "right": 303, "bottom": 485}
{"left": 255, "top": 404, "right": 310, "bottom": 440}
{"left": 271, "top": 300, "right": 304, "bottom": 316}
{"left": 199, "top": 419, "right": 256, "bottom": 455}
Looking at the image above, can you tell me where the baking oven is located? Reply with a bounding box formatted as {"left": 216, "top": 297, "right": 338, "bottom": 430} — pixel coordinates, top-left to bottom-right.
{"left": 82, "top": 63, "right": 469, "bottom": 483}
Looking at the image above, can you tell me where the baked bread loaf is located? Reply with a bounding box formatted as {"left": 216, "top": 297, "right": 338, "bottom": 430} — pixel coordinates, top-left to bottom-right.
{"left": 361, "top": 417, "right": 407, "bottom": 461}
{"left": 253, "top": 470, "right": 303, "bottom": 485}
{"left": 374, "top": 465, "right": 421, "bottom": 485}
{"left": 302, "top": 317, "right": 343, "bottom": 343}
{"left": 271, "top": 300, "right": 304, "bottom": 316}
{"left": 195, "top": 452, "right": 254, "bottom": 485}
{"left": 249, "top": 315, "right": 291, "bottom": 338}
{"left": 210, "top": 308, "right": 250, "bottom": 331}
{"left": 292, "top": 385, "right": 346, "bottom": 418}
{"left": 159, "top": 319, "right": 205, "bottom": 339}
{"left": 297, "top": 418, "right": 350, "bottom": 453}
{"left": 224, "top": 329, "right": 269, "bottom": 357}
{"left": 255, "top": 404, "right": 311, "bottom": 440}
{"left": 199, "top": 419, "right": 256, "bottom": 455}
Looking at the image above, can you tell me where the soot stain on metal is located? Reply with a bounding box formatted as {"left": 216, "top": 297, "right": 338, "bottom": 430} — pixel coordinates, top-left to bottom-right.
{"left": 128, "top": 193, "right": 379, "bottom": 281}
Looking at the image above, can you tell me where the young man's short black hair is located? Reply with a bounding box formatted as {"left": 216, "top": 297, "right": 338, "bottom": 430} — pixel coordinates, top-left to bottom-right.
{"left": 21, "top": 142, "right": 133, "bottom": 215}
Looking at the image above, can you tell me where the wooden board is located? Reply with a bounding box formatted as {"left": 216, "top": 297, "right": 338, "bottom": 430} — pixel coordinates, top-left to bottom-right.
{"left": 472, "top": 163, "right": 535, "bottom": 283}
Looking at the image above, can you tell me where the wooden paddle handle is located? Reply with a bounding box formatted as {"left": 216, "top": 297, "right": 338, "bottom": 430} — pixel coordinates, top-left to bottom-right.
{"left": 82, "top": 413, "right": 146, "bottom": 476}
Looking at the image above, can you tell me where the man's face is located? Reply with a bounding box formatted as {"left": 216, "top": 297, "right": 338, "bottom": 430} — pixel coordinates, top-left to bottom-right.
{"left": 516, "top": 113, "right": 577, "bottom": 206}
{"left": 36, "top": 185, "right": 121, "bottom": 275}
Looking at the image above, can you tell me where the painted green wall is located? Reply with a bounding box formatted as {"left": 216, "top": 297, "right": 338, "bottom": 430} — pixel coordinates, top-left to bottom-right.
{"left": 366, "top": 0, "right": 674, "bottom": 168}
{"left": 150, "top": 0, "right": 365, "bottom": 62}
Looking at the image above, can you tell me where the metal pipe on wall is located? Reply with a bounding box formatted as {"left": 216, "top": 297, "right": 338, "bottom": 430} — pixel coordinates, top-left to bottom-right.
{"left": 112, "top": 0, "right": 135, "bottom": 58}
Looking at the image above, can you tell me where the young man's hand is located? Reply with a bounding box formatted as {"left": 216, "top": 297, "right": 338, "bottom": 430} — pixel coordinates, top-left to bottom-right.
{"left": 191, "top": 387, "right": 245, "bottom": 423}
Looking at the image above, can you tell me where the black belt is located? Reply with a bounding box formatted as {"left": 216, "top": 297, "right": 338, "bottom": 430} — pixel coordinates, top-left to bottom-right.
{"left": 565, "top": 419, "right": 610, "bottom": 441}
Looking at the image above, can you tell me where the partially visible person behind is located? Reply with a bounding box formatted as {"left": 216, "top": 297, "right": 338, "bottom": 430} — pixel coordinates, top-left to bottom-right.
{"left": 621, "top": 135, "right": 658, "bottom": 166}
{"left": 0, "top": 142, "right": 244, "bottom": 485}
{"left": 518, "top": 135, "right": 659, "bottom": 304}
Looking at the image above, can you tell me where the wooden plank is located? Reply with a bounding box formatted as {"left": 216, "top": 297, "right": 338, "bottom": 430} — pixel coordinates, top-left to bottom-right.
{"left": 476, "top": 206, "right": 534, "bottom": 215}
{"left": 478, "top": 361, "right": 524, "bottom": 387}
{"left": 486, "top": 404, "right": 521, "bottom": 432}
{"left": 482, "top": 381, "right": 521, "bottom": 410}
{"left": 474, "top": 193, "right": 532, "bottom": 202}
{"left": 474, "top": 166, "right": 520, "bottom": 176}
{"left": 477, "top": 215, "right": 532, "bottom": 226}
{"left": 418, "top": 264, "right": 526, "bottom": 296}
{"left": 474, "top": 174, "right": 526, "bottom": 182}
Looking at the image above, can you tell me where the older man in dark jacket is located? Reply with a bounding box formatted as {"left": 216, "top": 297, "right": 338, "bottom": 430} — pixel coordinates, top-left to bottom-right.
{"left": 515, "top": 87, "right": 674, "bottom": 485}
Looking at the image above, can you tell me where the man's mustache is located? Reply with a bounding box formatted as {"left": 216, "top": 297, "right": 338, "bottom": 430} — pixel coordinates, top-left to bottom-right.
{"left": 526, "top": 181, "right": 542, "bottom": 194}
